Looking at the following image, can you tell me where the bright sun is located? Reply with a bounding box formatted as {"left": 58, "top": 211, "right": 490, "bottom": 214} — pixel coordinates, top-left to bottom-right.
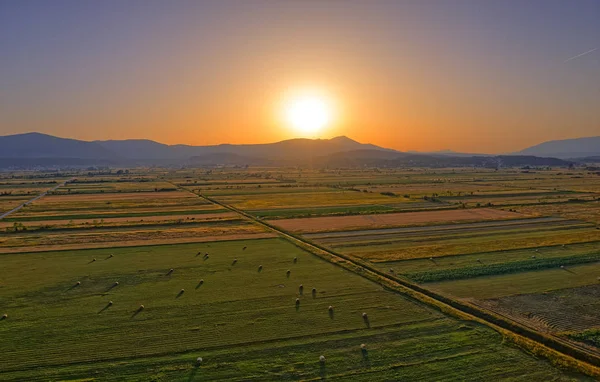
{"left": 284, "top": 95, "right": 331, "bottom": 135}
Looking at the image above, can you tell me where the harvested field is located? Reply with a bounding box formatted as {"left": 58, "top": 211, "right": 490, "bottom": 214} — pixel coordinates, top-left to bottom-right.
{"left": 476, "top": 284, "right": 600, "bottom": 334}
{"left": 0, "top": 211, "right": 237, "bottom": 229}
{"left": 0, "top": 222, "right": 269, "bottom": 250}
{"left": 512, "top": 201, "right": 600, "bottom": 225}
{"left": 272, "top": 208, "right": 524, "bottom": 233}
{"left": 215, "top": 190, "right": 409, "bottom": 210}
{"left": 0, "top": 233, "right": 277, "bottom": 254}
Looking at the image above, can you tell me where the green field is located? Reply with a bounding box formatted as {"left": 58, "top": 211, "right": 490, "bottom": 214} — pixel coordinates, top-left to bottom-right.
{"left": 2, "top": 238, "right": 586, "bottom": 380}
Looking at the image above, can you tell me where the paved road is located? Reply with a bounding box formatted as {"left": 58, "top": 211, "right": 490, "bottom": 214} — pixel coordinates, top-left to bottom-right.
{"left": 0, "top": 178, "right": 73, "bottom": 220}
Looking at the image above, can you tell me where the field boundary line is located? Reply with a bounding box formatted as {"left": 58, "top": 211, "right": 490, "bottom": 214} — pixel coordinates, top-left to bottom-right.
{"left": 173, "top": 183, "right": 600, "bottom": 377}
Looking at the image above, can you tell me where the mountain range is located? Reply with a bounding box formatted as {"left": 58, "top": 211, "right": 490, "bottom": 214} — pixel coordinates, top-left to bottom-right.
{"left": 0, "top": 132, "right": 597, "bottom": 169}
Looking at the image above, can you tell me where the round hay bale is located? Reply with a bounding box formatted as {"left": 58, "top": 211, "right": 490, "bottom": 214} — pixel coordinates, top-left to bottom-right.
{"left": 1, "top": 313, "right": 7, "bottom": 319}
{"left": 295, "top": 298, "right": 300, "bottom": 305}
{"left": 196, "top": 357, "right": 203, "bottom": 365}
{"left": 139, "top": 305, "right": 145, "bottom": 310}
{"left": 362, "top": 312, "right": 368, "bottom": 319}
{"left": 76, "top": 281, "right": 81, "bottom": 286}
{"left": 319, "top": 355, "right": 326, "bottom": 363}
{"left": 328, "top": 305, "right": 333, "bottom": 311}
{"left": 108, "top": 301, "right": 113, "bottom": 306}
{"left": 360, "top": 343, "right": 366, "bottom": 350}
{"left": 293, "top": 257, "right": 298, "bottom": 263}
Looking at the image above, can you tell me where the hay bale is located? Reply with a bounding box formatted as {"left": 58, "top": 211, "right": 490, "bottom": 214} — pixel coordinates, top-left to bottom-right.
{"left": 139, "top": 305, "right": 145, "bottom": 310}
{"left": 328, "top": 305, "right": 334, "bottom": 312}
{"left": 232, "top": 259, "right": 238, "bottom": 265}
{"left": 199, "top": 279, "right": 204, "bottom": 285}
{"left": 1, "top": 314, "right": 7, "bottom": 320}
{"left": 114, "top": 281, "right": 120, "bottom": 286}
{"left": 362, "top": 312, "right": 368, "bottom": 319}
{"left": 286, "top": 270, "right": 291, "bottom": 276}
{"left": 299, "top": 284, "right": 304, "bottom": 294}
{"left": 196, "top": 357, "right": 203, "bottom": 365}
{"left": 258, "top": 265, "right": 263, "bottom": 271}
{"left": 360, "top": 343, "right": 366, "bottom": 350}
{"left": 108, "top": 301, "right": 113, "bottom": 306}
{"left": 319, "top": 355, "right": 326, "bottom": 363}
{"left": 295, "top": 298, "right": 300, "bottom": 305}
{"left": 76, "top": 281, "right": 81, "bottom": 286}
{"left": 293, "top": 257, "right": 298, "bottom": 263}
{"left": 109, "top": 254, "right": 114, "bottom": 258}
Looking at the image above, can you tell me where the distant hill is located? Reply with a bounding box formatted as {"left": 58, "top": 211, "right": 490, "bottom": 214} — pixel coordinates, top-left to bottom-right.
{"left": 0, "top": 132, "right": 115, "bottom": 160}
{"left": 97, "top": 135, "right": 393, "bottom": 161}
{"left": 516, "top": 136, "right": 600, "bottom": 159}
{"left": 0, "top": 132, "right": 576, "bottom": 169}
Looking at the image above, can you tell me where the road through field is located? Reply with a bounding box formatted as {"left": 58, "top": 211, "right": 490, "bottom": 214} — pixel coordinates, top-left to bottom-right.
{"left": 172, "top": 183, "right": 600, "bottom": 375}
{"left": 0, "top": 178, "right": 72, "bottom": 220}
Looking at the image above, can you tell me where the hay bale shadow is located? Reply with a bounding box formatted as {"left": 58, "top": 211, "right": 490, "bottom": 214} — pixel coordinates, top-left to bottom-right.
{"left": 176, "top": 290, "right": 185, "bottom": 298}
{"left": 187, "top": 366, "right": 199, "bottom": 382}
{"left": 319, "top": 363, "right": 326, "bottom": 379}
{"left": 131, "top": 306, "right": 144, "bottom": 318}
{"left": 98, "top": 302, "right": 112, "bottom": 314}
{"left": 328, "top": 310, "right": 334, "bottom": 320}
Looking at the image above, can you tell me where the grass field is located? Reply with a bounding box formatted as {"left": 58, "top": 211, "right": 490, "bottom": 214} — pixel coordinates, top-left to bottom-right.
{"left": 2, "top": 238, "right": 587, "bottom": 380}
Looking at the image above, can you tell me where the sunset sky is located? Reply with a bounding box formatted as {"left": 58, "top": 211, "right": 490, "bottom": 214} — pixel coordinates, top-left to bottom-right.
{"left": 1, "top": 0, "right": 598, "bottom": 153}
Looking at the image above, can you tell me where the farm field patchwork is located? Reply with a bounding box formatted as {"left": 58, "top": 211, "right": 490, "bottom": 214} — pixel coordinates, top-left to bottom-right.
{"left": 0, "top": 238, "right": 590, "bottom": 381}
{"left": 1, "top": 168, "right": 599, "bottom": 379}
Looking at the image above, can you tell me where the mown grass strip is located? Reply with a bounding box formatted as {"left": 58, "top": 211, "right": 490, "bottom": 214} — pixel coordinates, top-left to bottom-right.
{"left": 407, "top": 253, "right": 600, "bottom": 283}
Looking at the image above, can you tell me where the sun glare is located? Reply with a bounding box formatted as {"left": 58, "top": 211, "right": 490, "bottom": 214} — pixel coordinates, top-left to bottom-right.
{"left": 284, "top": 95, "right": 331, "bottom": 136}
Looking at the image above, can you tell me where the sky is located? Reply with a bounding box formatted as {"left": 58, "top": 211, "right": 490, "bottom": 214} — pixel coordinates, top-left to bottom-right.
{"left": 0, "top": 0, "right": 598, "bottom": 153}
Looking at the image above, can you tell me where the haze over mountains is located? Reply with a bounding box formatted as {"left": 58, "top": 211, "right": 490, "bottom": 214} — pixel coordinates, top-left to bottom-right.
{"left": 0, "top": 132, "right": 597, "bottom": 169}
